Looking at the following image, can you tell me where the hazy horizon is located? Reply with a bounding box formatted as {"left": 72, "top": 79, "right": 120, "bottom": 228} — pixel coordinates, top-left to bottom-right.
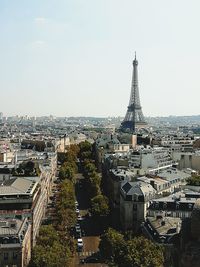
{"left": 2, "top": 113, "right": 200, "bottom": 119}
{"left": 1, "top": 0, "right": 200, "bottom": 118}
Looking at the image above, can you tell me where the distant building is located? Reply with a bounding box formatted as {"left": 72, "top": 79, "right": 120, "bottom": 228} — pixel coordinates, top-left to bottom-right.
{"left": 0, "top": 112, "right": 3, "bottom": 121}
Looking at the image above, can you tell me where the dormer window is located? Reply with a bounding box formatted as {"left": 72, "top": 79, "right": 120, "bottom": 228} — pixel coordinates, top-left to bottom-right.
{"left": 163, "top": 202, "right": 167, "bottom": 209}
{"left": 133, "top": 194, "right": 138, "bottom": 202}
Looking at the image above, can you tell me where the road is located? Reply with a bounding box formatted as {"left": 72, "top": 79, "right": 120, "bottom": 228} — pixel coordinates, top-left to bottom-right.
{"left": 71, "top": 174, "right": 108, "bottom": 267}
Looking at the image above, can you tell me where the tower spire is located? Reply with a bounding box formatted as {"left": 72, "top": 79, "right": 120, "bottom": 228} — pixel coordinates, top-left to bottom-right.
{"left": 121, "top": 54, "right": 147, "bottom": 133}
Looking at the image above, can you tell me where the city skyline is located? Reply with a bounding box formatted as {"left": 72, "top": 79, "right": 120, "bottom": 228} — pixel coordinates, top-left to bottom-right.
{"left": 1, "top": 0, "right": 200, "bottom": 117}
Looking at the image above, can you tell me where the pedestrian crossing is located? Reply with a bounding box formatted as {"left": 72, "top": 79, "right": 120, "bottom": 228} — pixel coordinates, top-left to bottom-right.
{"left": 77, "top": 251, "right": 96, "bottom": 257}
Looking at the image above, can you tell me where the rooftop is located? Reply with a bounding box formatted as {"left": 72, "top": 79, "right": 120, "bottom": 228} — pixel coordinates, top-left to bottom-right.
{"left": 0, "top": 219, "right": 22, "bottom": 236}
{"left": 157, "top": 168, "right": 191, "bottom": 181}
{"left": 147, "top": 216, "right": 181, "bottom": 236}
{"left": 0, "top": 177, "right": 37, "bottom": 196}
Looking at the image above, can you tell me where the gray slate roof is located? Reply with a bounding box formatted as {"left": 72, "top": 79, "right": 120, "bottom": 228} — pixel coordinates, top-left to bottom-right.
{"left": 0, "top": 177, "right": 36, "bottom": 195}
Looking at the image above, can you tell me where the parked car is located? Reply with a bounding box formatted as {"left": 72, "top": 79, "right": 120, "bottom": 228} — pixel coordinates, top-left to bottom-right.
{"left": 80, "top": 257, "right": 99, "bottom": 264}
{"left": 77, "top": 215, "right": 84, "bottom": 221}
{"left": 75, "top": 224, "right": 81, "bottom": 232}
{"left": 77, "top": 238, "right": 83, "bottom": 251}
{"left": 76, "top": 208, "right": 80, "bottom": 214}
{"left": 75, "top": 224, "right": 81, "bottom": 237}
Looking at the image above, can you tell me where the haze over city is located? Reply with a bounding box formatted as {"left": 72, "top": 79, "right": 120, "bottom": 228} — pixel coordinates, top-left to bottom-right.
{"left": 1, "top": 0, "right": 200, "bottom": 117}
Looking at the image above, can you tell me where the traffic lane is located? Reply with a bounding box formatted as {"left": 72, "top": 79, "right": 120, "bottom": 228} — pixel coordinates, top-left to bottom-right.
{"left": 79, "top": 263, "right": 107, "bottom": 267}
{"left": 82, "top": 236, "right": 100, "bottom": 252}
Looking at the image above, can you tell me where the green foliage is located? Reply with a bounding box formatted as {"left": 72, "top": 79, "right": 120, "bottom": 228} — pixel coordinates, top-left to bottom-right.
{"left": 91, "top": 194, "right": 109, "bottom": 217}
{"left": 22, "top": 140, "right": 46, "bottom": 152}
{"left": 99, "top": 228, "right": 125, "bottom": 264}
{"left": 14, "top": 161, "right": 41, "bottom": 177}
{"left": 79, "top": 141, "right": 93, "bottom": 160}
{"left": 81, "top": 161, "right": 102, "bottom": 198}
{"left": 37, "top": 225, "right": 59, "bottom": 246}
{"left": 58, "top": 146, "right": 78, "bottom": 181}
{"left": 59, "top": 165, "right": 75, "bottom": 181}
{"left": 56, "top": 180, "right": 76, "bottom": 230}
{"left": 57, "top": 152, "right": 67, "bottom": 164}
{"left": 187, "top": 175, "right": 200, "bottom": 186}
{"left": 99, "top": 229, "right": 164, "bottom": 267}
{"left": 29, "top": 225, "right": 71, "bottom": 267}
{"left": 123, "top": 236, "right": 164, "bottom": 267}
{"left": 87, "top": 172, "right": 101, "bottom": 198}
{"left": 58, "top": 145, "right": 79, "bottom": 165}
{"left": 83, "top": 162, "right": 96, "bottom": 179}
{"left": 79, "top": 140, "right": 92, "bottom": 153}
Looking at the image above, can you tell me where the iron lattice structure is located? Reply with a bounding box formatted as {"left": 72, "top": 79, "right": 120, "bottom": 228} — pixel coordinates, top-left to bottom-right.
{"left": 121, "top": 54, "right": 147, "bottom": 132}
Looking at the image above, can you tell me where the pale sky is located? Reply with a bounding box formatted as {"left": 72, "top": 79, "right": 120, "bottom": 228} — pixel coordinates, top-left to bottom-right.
{"left": 0, "top": 0, "right": 200, "bottom": 117}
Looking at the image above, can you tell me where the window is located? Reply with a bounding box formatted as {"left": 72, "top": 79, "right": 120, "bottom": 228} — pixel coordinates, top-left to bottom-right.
{"left": 13, "top": 252, "right": 18, "bottom": 260}
{"left": 4, "top": 252, "right": 9, "bottom": 260}
{"left": 133, "top": 204, "right": 137, "bottom": 210}
{"left": 133, "top": 194, "right": 138, "bottom": 202}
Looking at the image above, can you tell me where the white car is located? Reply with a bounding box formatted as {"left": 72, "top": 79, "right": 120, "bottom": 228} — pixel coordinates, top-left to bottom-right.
{"left": 77, "top": 238, "right": 83, "bottom": 250}
{"left": 75, "top": 223, "right": 81, "bottom": 231}
{"left": 77, "top": 215, "right": 84, "bottom": 221}
{"left": 77, "top": 238, "right": 83, "bottom": 248}
{"left": 76, "top": 208, "right": 80, "bottom": 214}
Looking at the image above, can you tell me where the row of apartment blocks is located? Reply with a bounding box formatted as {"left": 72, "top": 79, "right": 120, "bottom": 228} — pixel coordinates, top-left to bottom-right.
{"left": 96, "top": 133, "right": 200, "bottom": 244}
{"left": 96, "top": 131, "right": 200, "bottom": 266}
{"left": 0, "top": 140, "right": 57, "bottom": 267}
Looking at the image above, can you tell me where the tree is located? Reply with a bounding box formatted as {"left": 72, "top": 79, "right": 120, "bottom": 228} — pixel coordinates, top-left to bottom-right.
{"left": 85, "top": 171, "right": 101, "bottom": 197}
{"left": 83, "top": 162, "right": 96, "bottom": 179}
{"left": 187, "top": 175, "right": 200, "bottom": 186}
{"left": 29, "top": 225, "right": 71, "bottom": 267}
{"left": 122, "top": 236, "right": 164, "bottom": 267}
{"left": 15, "top": 161, "right": 41, "bottom": 176}
{"left": 59, "top": 165, "right": 75, "bottom": 181}
{"left": 55, "top": 180, "right": 76, "bottom": 229}
{"left": 91, "top": 194, "right": 109, "bottom": 217}
{"left": 99, "top": 230, "right": 164, "bottom": 267}
{"left": 30, "top": 241, "right": 71, "bottom": 267}
{"left": 36, "top": 225, "right": 59, "bottom": 246}
{"left": 79, "top": 141, "right": 93, "bottom": 160}
{"left": 99, "top": 228, "right": 125, "bottom": 264}
{"left": 79, "top": 140, "right": 92, "bottom": 153}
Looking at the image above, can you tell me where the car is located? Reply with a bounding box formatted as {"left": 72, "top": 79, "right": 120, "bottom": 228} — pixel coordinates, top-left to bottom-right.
{"left": 52, "top": 189, "right": 58, "bottom": 193}
{"left": 75, "top": 231, "right": 82, "bottom": 238}
{"left": 77, "top": 215, "right": 84, "bottom": 221}
{"left": 75, "top": 223, "right": 81, "bottom": 233}
{"left": 75, "top": 225, "right": 81, "bottom": 232}
{"left": 75, "top": 201, "right": 78, "bottom": 206}
{"left": 80, "top": 257, "right": 99, "bottom": 264}
{"left": 47, "top": 203, "right": 54, "bottom": 208}
{"left": 77, "top": 238, "right": 83, "bottom": 251}
{"left": 76, "top": 208, "right": 80, "bottom": 214}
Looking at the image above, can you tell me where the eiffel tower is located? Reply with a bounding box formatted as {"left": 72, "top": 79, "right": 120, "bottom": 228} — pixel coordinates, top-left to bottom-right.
{"left": 121, "top": 53, "right": 147, "bottom": 132}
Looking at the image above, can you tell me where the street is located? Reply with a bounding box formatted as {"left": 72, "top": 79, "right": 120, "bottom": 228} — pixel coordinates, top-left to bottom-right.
{"left": 71, "top": 173, "right": 108, "bottom": 267}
